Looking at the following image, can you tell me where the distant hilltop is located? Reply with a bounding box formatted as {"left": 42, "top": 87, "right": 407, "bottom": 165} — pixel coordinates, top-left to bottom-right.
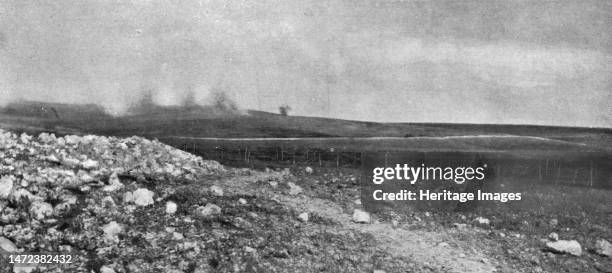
{"left": 0, "top": 101, "right": 610, "bottom": 150}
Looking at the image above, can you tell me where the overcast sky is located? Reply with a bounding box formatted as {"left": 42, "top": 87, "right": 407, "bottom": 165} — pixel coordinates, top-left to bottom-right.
{"left": 1, "top": 0, "right": 611, "bottom": 127}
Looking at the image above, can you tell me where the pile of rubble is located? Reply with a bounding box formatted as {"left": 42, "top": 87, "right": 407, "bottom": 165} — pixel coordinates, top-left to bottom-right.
{"left": 0, "top": 130, "right": 225, "bottom": 272}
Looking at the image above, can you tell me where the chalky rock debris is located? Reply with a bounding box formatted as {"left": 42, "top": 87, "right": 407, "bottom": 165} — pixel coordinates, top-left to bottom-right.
{"left": 165, "top": 201, "right": 178, "bottom": 214}
{"left": 102, "top": 221, "right": 124, "bottom": 243}
{"left": 0, "top": 129, "right": 226, "bottom": 271}
{"left": 29, "top": 201, "right": 53, "bottom": 220}
{"left": 474, "top": 217, "right": 490, "bottom": 225}
{"left": 549, "top": 218, "right": 558, "bottom": 226}
{"left": 546, "top": 240, "right": 582, "bottom": 256}
{"left": 102, "top": 172, "right": 124, "bottom": 192}
{"left": 287, "top": 182, "right": 303, "bottom": 195}
{"left": 0, "top": 236, "right": 17, "bottom": 252}
{"left": 298, "top": 212, "right": 309, "bottom": 222}
{"left": 245, "top": 246, "right": 256, "bottom": 253}
{"left": 131, "top": 188, "right": 155, "bottom": 206}
{"left": 595, "top": 239, "right": 612, "bottom": 257}
{"left": 195, "top": 203, "right": 222, "bottom": 218}
{"left": 209, "top": 185, "right": 224, "bottom": 197}
{"left": 352, "top": 209, "right": 371, "bottom": 223}
{"left": 81, "top": 159, "right": 99, "bottom": 170}
{"left": 100, "top": 266, "right": 117, "bottom": 273}
{"left": 0, "top": 175, "right": 14, "bottom": 199}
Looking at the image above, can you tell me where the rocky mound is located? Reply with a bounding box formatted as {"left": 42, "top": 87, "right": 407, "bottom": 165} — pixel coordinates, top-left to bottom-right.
{"left": 0, "top": 129, "right": 432, "bottom": 273}
{"left": 0, "top": 130, "right": 225, "bottom": 272}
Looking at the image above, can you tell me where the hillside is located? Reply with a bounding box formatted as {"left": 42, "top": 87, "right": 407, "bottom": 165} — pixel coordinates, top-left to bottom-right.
{"left": 1, "top": 101, "right": 611, "bottom": 150}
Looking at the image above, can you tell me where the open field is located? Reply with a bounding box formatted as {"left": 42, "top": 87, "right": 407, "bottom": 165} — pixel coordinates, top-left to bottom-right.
{"left": 159, "top": 137, "right": 612, "bottom": 189}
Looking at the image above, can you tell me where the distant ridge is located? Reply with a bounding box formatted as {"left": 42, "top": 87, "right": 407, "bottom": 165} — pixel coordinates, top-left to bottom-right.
{"left": 0, "top": 101, "right": 610, "bottom": 150}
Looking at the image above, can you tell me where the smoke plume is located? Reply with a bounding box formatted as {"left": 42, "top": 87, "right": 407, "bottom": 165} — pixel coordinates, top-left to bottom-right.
{"left": 0, "top": 0, "right": 610, "bottom": 127}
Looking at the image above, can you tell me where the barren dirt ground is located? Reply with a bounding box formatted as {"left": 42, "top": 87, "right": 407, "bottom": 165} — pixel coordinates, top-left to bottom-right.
{"left": 221, "top": 171, "right": 499, "bottom": 273}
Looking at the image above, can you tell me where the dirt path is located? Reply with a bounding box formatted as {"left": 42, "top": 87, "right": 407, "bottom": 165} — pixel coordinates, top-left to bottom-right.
{"left": 221, "top": 172, "right": 500, "bottom": 273}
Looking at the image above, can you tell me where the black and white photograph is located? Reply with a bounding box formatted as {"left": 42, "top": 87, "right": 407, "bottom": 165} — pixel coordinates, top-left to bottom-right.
{"left": 0, "top": 0, "right": 611, "bottom": 272}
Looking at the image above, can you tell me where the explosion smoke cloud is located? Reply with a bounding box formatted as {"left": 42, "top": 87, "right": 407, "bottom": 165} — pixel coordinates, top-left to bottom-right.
{"left": 0, "top": 0, "right": 610, "bottom": 126}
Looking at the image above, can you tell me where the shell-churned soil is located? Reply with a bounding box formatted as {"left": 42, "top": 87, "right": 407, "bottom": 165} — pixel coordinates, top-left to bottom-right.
{"left": 0, "top": 130, "right": 610, "bottom": 273}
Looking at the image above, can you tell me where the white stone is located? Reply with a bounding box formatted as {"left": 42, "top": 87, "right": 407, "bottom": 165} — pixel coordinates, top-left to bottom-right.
{"left": 0, "top": 175, "right": 14, "bottom": 199}
{"left": 81, "top": 159, "right": 99, "bottom": 169}
{"left": 131, "top": 188, "right": 154, "bottom": 206}
{"left": 287, "top": 182, "right": 303, "bottom": 195}
{"left": 117, "top": 142, "right": 128, "bottom": 150}
{"left": 78, "top": 172, "right": 95, "bottom": 183}
{"left": 123, "top": 192, "right": 133, "bottom": 203}
{"left": 595, "top": 239, "right": 612, "bottom": 257}
{"left": 195, "top": 204, "right": 221, "bottom": 218}
{"left": 474, "top": 217, "right": 490, "bottom": 225}
{"left": 13, "top": 266, "right": 35, "bottom": 273}
{"left": 549, "top": 218, "right": 558, "bottom": 226}
{"left": 352, "top": 209, "right": 371, "bottom": 223}
{"left": 103, "top": 172, "right": 123, "bottom": 192}
{"left": 45, "top": 155, "right": 60, "bottom": 163}
{"left": 11, "top": 189, "right": 37, "bottom": 202}
{"left": 29, "top": 201, "right": 53, "bottom": 220}
{"left": 100, "top": 265, "right": 116, "bottom": 273}
{"left": 102, "top": 196, "right": 115, "bottom": 207}
{"left": 0, "top": 236, "right": 17, "bottom": 252}
{"left": 453, "top": 223, "right": 467, "bottom": 229}
{"left": 38, "top": 132, "right": 56, "bottom": 143}
{"left": 64, "top": 135, "right": 81, "bottom": 145}
{"left": 245, "top": 246, "right": 256, "bottom": 253}
{"left": 298, "top": 212, "right": 309, "bottom": 222}
{"left": 102, "top": 221, "right": 123, "bottom": 243}
{"left": 545, "top": 240, "right": 582, "bottom": 256}
{"left": 62, "top": 157, "right": 80, "bottom": 167}
{"left": 238, "top": 198, "right": 247, "bottom": 205}
{"left": 172, "top": 232, "right": 184, "bottom": 240}
{"left": 209, "top": 185, "right": 224, "bottom": 197}
{"left": 19, "top": 133, "right": 31, "bottom": 144}
{"left": 165, "top": 201, "right": 178, "bottom": 214}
